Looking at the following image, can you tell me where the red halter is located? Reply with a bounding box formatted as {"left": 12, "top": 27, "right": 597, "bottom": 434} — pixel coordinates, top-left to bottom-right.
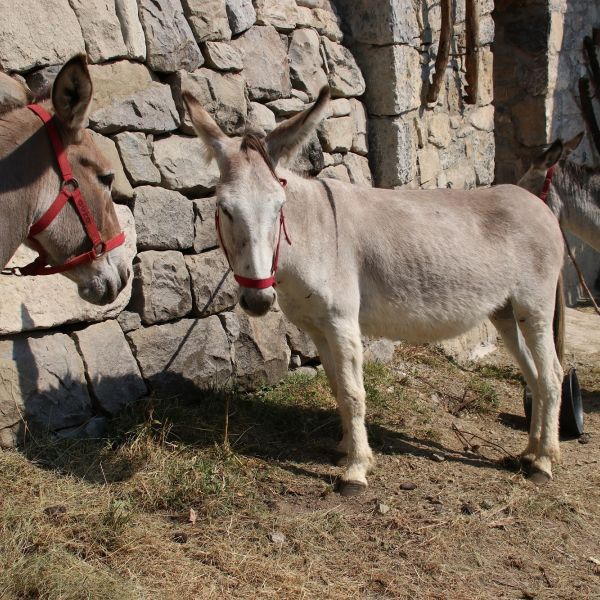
{"left": 539, "top": 164, "right": 556, "bottom": 203}
{"left": 215, "top": 178, "right": 292, "bottom": 289}
{"left": 5, "top": 104, "right": 125, "bottom": 276}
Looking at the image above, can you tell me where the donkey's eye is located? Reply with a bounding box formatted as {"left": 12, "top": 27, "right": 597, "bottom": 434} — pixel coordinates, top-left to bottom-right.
{"left": 220, "top": 207, "right": 233, "bottom": 220}
{"left": 98, "top": 173, "right": 114, "bottom": 188}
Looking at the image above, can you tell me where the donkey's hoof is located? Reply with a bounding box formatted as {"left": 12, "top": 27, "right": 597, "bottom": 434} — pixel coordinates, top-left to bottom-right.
{"left": 338, "top": 480, "right": 367, "bottom": 497}
{"left": 528, "top": 467, "right": 551, "bottom": 486}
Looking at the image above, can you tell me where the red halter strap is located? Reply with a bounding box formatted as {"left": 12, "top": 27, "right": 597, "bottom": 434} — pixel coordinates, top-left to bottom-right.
{"left": 215, "top": 178, "right": 292, "bottom": 289}
{"left": 8, "top": 104, "right": 125, "bottom": 276}
{"left": 539, "top": 164, "right": 556, "bottom": 203}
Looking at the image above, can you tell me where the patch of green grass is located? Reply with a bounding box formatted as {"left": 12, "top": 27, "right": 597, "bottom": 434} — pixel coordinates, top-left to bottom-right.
{"left": 466, "top": 378, "right": 500, "bottom": 413}
{"left": 475, "top": 363, "right": 523, "bottom": 383}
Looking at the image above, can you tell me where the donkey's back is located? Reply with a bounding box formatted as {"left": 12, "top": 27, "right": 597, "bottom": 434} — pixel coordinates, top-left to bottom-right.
{"left": 320, "top": 181, "right": 564, "bottom": 343}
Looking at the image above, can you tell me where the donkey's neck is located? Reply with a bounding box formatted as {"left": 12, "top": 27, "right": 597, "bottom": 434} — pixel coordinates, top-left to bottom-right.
{"left": 550, "top": 160, "right": 600, "bottom": 252}
{"left": 0, "top": 109, "right": 58, "bottom": 268}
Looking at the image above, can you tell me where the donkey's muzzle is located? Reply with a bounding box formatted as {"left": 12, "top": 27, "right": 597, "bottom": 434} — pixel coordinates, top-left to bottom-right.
{"left": 240, "top": 287, "right": 276, "bottom": 317}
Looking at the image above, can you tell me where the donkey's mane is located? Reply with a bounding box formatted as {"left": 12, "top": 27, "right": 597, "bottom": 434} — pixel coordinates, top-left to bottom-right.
{"left": 558, "top": 158, "right": 600, "bottom": 203}
{"left": 240, "top": 132, "right": 279, "bottom": 181}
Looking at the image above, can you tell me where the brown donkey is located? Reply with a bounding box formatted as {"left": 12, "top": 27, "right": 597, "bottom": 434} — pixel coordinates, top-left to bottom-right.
{"left": 0, "top": 56, "right": 129, "bottom": 305}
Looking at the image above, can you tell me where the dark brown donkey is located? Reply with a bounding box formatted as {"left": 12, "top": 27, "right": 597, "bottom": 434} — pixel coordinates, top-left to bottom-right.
{"left": 0, "top": 56, "right": 129, "bottom": 305}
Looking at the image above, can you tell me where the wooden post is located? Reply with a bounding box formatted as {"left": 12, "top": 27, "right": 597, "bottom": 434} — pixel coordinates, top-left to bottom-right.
{"left": 579, "top": 77, "right": 600, "bottom": 155}
{"left": 426, "top": 0, "right": 452, "bottom": 104}
{"left": 464, "top": 0, "right": 480, "bottom": 104}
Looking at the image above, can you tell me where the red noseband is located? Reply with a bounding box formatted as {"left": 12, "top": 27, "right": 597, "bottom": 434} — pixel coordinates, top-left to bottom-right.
{"left": 539, "top": 165, "right": 556, "bottom": 203}
{"left": 215, "top": 178, "right": 292, "bottom": 289}
{"left": 4, "top": 104, "right": 125, "bottom": 276}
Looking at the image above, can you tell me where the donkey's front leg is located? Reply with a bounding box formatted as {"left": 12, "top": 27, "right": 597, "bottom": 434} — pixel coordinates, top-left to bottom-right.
{"left": 325, "top": 324, "right": 374, "bottom": 496}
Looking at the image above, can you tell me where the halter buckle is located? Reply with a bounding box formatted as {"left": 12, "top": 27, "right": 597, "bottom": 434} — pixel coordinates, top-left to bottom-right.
{"left": 92, "top": 242, "right": 106, "bottom": 259}
{"left": 62, "top": 177, "right": 79, "bottom": 194}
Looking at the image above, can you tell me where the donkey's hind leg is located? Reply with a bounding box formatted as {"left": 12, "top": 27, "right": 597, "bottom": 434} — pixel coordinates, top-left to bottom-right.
{"left": 514, "top": 307, "right": 562, "bottom": 483}
{"left": 490, "top": 303, "right": 540, "bottom": 464}
{"left": 324, "top": 321, "right": 374, "bottom": 496}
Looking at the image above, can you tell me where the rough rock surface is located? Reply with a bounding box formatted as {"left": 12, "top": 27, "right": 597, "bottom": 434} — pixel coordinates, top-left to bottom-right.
{"left": 203, "top": 42, "right": 243, "bottom": 72}
{"left": 171, "top": 69, "right": 247, "bottom": 134}
{"left": 0, "top": 0, "right": 85, "bottom": 72}
{"left": 68, "top": 0, "right": 128, "bottom": 63}
{"left": 185, "top": 251, "right": 239, "bottom": 317}
{"left": 247, "top": 102, "right": 277, "bottom": 135}
{"left": 72, "top": 320, "right": 146, "bottom": 415}
{"left": 0, "top": 205, "right": 136, "bottom": 335}
{"left": 288, "top": 29, "right": 328, "bottom": 101}
{"left": 230, "top": 26, "right": 291, "bottom": 101}
{"left": 255, "top": 0, "right": 298, "bottom": 32}
{"left": 133, "top": 186, "right": 195, "bottom": 251}
{"left": 225, "top": 0, "right": 256, "bottom": 35}
{"left": 114, "top": 132, "right": 162, "bottom": 185}
{"left": 349, "top": 99, "right": 368, "bottom": 155}
{"left": 182, "top": 0, "right": 232, "bottom": 42}
{"left": 318, "top": 116, "right": 353, "bottom": 153}
{"left": 321, "top": 38, "right": 366, "bottom": 98}
{"left": 285, "top": 320, "right": 318, "bottom": 362}
{"left": 193, "top": 197, "right": 219, "bottom": 253}
{"left": 153, "top": 135, "right": 220, "bottom": 194}
{"left": 127, "top": 317, "right": 232, "bottom": 397}
{"left": 138, "top": 0, "right": 203, "bottom": 73}
{"left": 223, "top": 308, "right": 291, "bottom": 389}
{"left": 343, "top": 152, "right": 372, "bottom": 187}
{"left": 115, "top": 0, "right": 147, "bottom": 60}
{"left": 0, "top": 332, "right": 93, "bottom": 443}
{"left": 129, "top": 250, "right": 192, "bottom": 325}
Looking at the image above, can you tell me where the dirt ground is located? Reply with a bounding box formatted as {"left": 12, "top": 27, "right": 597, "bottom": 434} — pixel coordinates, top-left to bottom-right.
{"left": 1, "top": 313, "right": 599, "bottom": 600}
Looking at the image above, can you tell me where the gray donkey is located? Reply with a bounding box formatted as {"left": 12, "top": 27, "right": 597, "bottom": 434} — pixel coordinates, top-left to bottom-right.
{"left": 183, "top": 87, "right": 565, "bottom": 495}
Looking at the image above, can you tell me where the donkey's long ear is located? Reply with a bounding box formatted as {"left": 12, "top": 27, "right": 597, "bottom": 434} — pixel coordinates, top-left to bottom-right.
{"left": 266, "top": 86, "right": 330, "bottom": 165}
{"left": 535, "top": 139, "right": 563, "bottom": 169}
{"left": 52, "top": 55, "right": 92, "bottom": 136}
{"left": 563, "top": 131, "right": 584, "bottom": 154}
{"left": 182, "top": 91, "right": 230, "bottom": 168}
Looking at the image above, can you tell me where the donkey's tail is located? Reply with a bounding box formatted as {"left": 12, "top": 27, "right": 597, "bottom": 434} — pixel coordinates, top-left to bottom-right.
{"left": 553, "top": 274, "right": 565, "bottom": 365}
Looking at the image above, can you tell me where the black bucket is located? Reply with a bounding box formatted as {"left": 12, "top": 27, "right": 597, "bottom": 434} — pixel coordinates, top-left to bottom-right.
{"left": 523, "top": 367, "right": 584, "bottom": 438}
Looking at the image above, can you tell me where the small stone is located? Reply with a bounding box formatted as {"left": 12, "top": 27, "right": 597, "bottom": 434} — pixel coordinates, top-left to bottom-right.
{"left": 290, "top": 354, "right": 302, "bottom": 368}
{"left": 117, "top": 310, "right": 142, "bottom": 333}
{"left": 376, "top": 502, "right": 390, "bottom": 515}
{"left": 269, "top": 530, "right": 286, "bottom": 544}
{"left": 255, "top": 0, "right": 297, "bottom": 32}
{"left": 192, "top": 197, "right": 218, "bottom": 253}
{"left": 172, "top": 532, "right": 188, "bottom": 544}
{"left": 203, "top": 41, "right": 243, "bottom": 71}
{"left": 318, "top": 116, "right": 353, "bottom": 153}
{"left": 578, "top": 433, "right": 591, "bottom": 444}
{"left": 318, "top": 164, "right": 350, "bottom": 182}
{"left": 225, "top": 0, "right": 256, "bottom": 35}
{"left": 480, "top": 499, "right": 494, "bottom": 510}
{"left": 292, "top": 366, "right": 318, "bottom": 378}
{"left": 288, "top": 28, "right": 327, "bottom": 101}
{"left": 88, "top": 131, "right": 134, "bottom": 201}
{"left": 114, "top": 132, "right": 161, "bottom": 186}
{"left": 399, "top": 482, "right": 417, "bottom": 491}
{"left": 266, "top": 97, "right": 305, "bottom": 117}
{"left": 431, "top": 453, "right": 445, "bottom": 462}
{"left": 247, "top": 102, "right": 277, "bottom": 135}
{"left": 182, "top": 0, "right": 231, "bottom": 42}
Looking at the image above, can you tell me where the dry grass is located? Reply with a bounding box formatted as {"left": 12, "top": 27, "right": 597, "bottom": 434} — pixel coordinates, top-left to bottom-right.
{"left": 1, "top": 344, "right": 600, "bottom": 599}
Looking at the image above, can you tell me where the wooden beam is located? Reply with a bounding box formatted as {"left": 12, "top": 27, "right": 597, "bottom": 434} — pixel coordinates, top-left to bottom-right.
{"left": 426, "top": 0, "right": 452, "bottom": 104}
{"left": 579, "top": 77, "right": 600, "bottom": 155}
{"left": 464, "top": 0, "right": 480, "bottom": 105}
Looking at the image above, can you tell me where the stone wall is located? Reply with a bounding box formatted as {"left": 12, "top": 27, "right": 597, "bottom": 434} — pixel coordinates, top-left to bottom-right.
{"left": 494, "top": 0, "right": 600, "bottom": 304}
{"left": 0, "top": 0, "right": 497, "bottom": 444}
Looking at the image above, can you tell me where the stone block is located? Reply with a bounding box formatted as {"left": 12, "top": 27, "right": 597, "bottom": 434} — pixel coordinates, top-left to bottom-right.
{"left": 88, "top": 131, "right": 134, "bottom": 201}
{"left": 343, "top": 152, "right": 372, "bottom": 187}
{"left": 472, "top": 131, "right": 495, "bottom": 186}
{"left": 318, "top": 116, "right": 353, "bottom": 153}
{"left": 72, "top": 320, "right": 146, "bottom": 415}
{"left": 127, "top": 317, "right": 232, "bottom": 397}
{"left": 222, "top": 308, "right": 291, "bottom": 389}
{"left": 133, "top": 186, "right": 195, "bottom": 251}
{"left": 318, "top": 164, "right": 350, "bottom": 182}
{"left": 266, "top": 98, "right": 305, "bottom": 117}
{"left": 334, "top": 0, "right": 418, "bottom": 45}
{"left": 349, "top": 99, "right": 368, "bottom": 155}
{"left": 321, "top": 38, "right": 366, "bottom": 98}
{"left": 153, "top": 135, "right": 220, "bottom": 194}
{"left": 469, "top": 105, "right": 495, "bottom": 132}
{"left": 129, "top": 250, "right": 192, "bottom": 325}
{"left": 193, "top": 197, "right": 218, "bottom": 252}
{"left": 428, "top": 113, "right": 451, "bottom": 148}
{"left": 170, "top": 68, "right": 247, "bottom": 134}
{"left": 355, "top": 43, "right": 421, "bottom": 116}
{"left": 288, "top": 28, "right": 328, "bottom": 101}
{"left": 115, "top": 0, "right": 147, "bottom": 60}
{"left": 0, "top": 0, "right": 85, "bottom": 72}
{"left": 0, "top": 205, "right": 136, "bottom": 335}
{"left": 247, "top": 102, "right": 277, "bottom": 135}
{"left": 138, "top": 0, "right": 203, "bottom": 73}
{"left": 0, "top": 332, "right": 93, "bottom": 443}
{"left": 90, "top": 82, "right": 180, "bottom": 135}
{"left": 114, "top": 132, "right": 161, "bottom": 185}
{"left": 255, "top": 0, "right": 298, "bottom": 32}
{"left": 117, "top": 310, "right": 142, "bottom": 333}
{"left": 230, "top": 26, "right": 291, "bottom": 101}
{"left": 438, "top": 320, "right": 498, "bottom": 364}
{"left": 225, "top": 0, "right": 256, "bottom": 35}
{"left": 368, "top": 116, "right": 417, "bottom": 188}
{"left": 285, "top": 319, "right": 318, "bottom": 362}
{"left": 363, "top": 338, "right": 395, "bottom": 364}
{"left": 69, "top": 0, "right": 128, "bottom": 63}
{"left": 182, "top": 0, "right": 231, "bottom": 42}
{"left": 417, "top": 147, "right": 441, "bottom": 184}
{"left": 185, "top": 250, "right": 239, "bottom": 317}
{"left": 203, "top": 41, "right": 243, "bottom": 71}
{"left": 296, "top": 7, "right": 343, "bottom": 42}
